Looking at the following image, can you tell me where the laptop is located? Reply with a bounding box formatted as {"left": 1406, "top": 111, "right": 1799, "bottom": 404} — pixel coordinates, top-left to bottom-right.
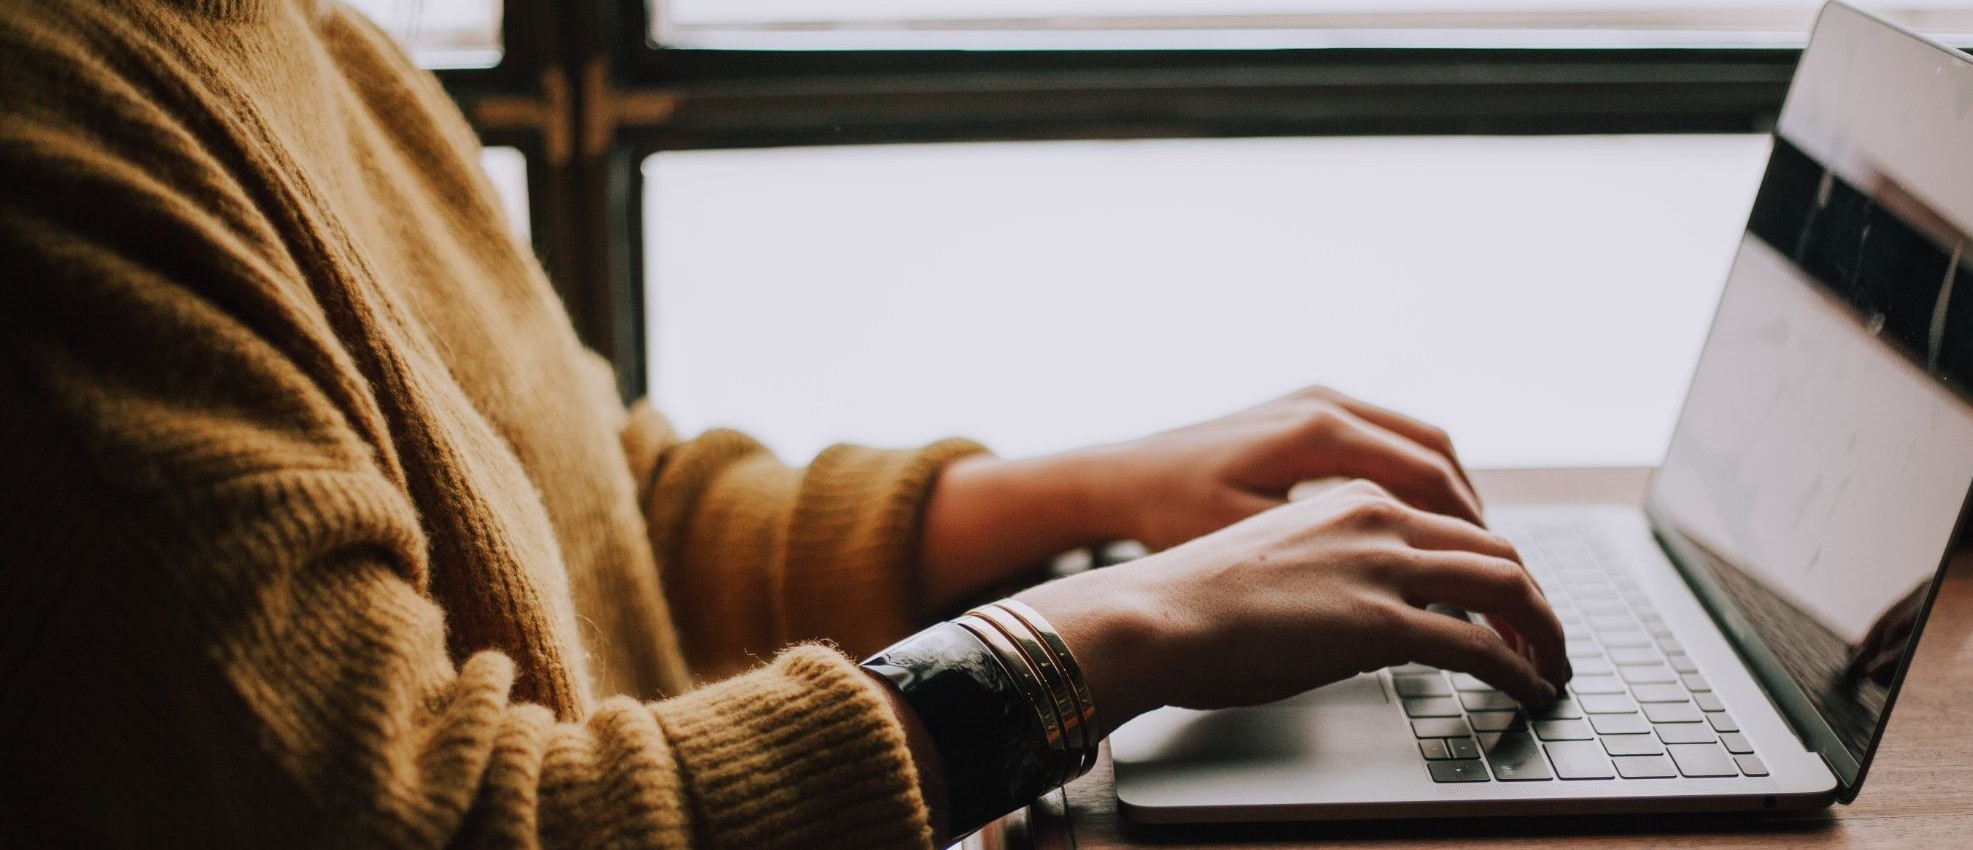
{"left": 1111, "top": 1, "right": 1973, "bottom": 823}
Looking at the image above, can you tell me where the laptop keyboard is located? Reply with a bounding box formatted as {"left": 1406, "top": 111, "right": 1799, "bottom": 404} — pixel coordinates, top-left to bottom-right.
{"left": 1394, "top": 521, "right": 1768, "bottom": 783}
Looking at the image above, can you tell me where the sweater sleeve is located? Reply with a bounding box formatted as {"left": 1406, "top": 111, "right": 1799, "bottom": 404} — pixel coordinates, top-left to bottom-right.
{"left": 619, "top": 401, "right": 987, "bottom": 678}
{"left": 0, "top": 35, "right": 932, "bottom": 849}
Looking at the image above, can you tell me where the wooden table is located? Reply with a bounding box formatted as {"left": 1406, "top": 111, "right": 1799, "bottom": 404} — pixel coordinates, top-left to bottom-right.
{"left": 969, "top": 468, "right": 1973, "bottom": 850}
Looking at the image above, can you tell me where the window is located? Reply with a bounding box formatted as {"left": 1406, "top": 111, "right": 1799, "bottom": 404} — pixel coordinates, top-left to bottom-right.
{"left": 344, "top": 0, "right": 502, "bottom": 68}
{"left": 478, "top": 147, "right": 531, "bottom": 240}
{"left": 344, "top": 2, "right": 1971, "bottom": 463}
{"left": 645, "top": 134, "right": 1770, "bottom": 467}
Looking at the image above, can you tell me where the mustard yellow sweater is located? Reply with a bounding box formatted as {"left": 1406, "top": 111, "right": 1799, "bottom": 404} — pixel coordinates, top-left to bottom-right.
{"left": 0, "top": 1, "right": 985, "bottom": 846}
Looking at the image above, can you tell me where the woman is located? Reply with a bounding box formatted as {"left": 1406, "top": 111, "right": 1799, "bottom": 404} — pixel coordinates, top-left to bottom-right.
{"left": 0, "top": 1, "right": 1569, "bottom": 846}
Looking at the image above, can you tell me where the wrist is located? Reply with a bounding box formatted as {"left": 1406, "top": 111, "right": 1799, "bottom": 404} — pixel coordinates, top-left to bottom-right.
{"left": 1035, "top": 442, "right": 1144, "bottom": 545}
{"left": 920, "top": 452, "right": 1123, "bottom": 614}
{"left": 1013, "top": 569, "right": 1169, "bottom": 732}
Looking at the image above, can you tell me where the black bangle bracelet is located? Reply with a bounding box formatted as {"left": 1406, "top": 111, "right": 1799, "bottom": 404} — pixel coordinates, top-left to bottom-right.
{"left": 862, "top": 621, "right": 1056, "bottom": 837}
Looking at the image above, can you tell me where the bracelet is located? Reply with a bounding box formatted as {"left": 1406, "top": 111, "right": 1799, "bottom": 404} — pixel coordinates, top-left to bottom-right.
{"left": 961, "top": 605, "right": 1094, "bottom": 780}
{"left": 994, "top": 599, "right": 1102, "bottom": 770}
{"left": 951, "top": 614, "right": 1074, "bottom": 790}
{"left": 860, "top": 602, "right": 1100, "bottom": 836}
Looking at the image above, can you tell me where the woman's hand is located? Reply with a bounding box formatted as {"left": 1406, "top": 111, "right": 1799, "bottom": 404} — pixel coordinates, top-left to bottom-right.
{"left": 1081, "top": 386, "right": 1484, "bottom": 550}
{"left": 1015, "top": 479, "right": 1569, "bottom": 729}
{"left": 918, "top": 387, "right": 1486, "bottom": 615}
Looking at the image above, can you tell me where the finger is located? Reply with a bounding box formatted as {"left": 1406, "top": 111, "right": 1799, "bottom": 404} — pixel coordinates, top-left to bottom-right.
{"left": 1382, "top": 505, "right": 1552, "bottom": 669}
{"left": 1317, "top": 392, "right": 1479, "bottom": 500}
{"left": 1382, "top": 504, "right": 1524, "bottom": 566}
{"left": 1314, "top": 412, "right": 1485, "bottom": 525}
{"left": 1399, "top": 550, "right": 1571, "bottom": 688}
{"left": 1395, "top": 607, "right": 1556, "bottom": 708}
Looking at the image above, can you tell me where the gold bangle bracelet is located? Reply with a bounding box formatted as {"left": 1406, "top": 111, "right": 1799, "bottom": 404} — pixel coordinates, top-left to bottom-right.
{"left": 968, "top": 605, "right": 1091, "bottom": 769}
{"left": 953, "top": 615, "right": 1075, "bottom": 789}
{"left": 992, "top": 599, "right": 1101, "bottom": 774}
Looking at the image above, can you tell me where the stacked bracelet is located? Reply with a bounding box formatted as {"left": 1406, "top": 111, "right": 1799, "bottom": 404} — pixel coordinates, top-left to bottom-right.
{"left": 861, "top": 600, "right": 1100, "bottom": 837}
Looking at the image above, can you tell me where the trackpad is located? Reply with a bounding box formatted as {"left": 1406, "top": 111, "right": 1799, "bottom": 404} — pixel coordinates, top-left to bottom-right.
{"left": 1112, "top": 674, "right": 1418, "bottom": 808}
{"left": 1271, "top": 672, "right": 1390, "bottom": 708}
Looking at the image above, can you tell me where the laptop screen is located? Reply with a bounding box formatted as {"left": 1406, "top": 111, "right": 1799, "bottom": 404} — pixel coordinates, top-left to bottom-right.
{"left": 1646, "top": 2, "right": 1973, "bottom": 796}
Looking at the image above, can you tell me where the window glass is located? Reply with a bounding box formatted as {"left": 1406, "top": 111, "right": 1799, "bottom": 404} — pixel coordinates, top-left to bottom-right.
{"left": 655, "top": 1, "right": 1973, "bottom": 48}
{"left": 345, "top": 0, "right": 502, "bottom": 68}
{"left": 478, "top": 146, "right": 531, "bottom": 240}
{"left": 643, "top": 134, "right": 1771, "bottom": 468}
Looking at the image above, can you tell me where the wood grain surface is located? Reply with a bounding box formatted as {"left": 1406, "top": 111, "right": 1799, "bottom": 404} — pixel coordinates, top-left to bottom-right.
{"left": 984, "top": 468, "right": 1973, "bottom": 850}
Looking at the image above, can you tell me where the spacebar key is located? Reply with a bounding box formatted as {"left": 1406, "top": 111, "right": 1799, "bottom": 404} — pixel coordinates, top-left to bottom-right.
{"left": 1484, "top": 732, "right": 1554, "bottom": 781}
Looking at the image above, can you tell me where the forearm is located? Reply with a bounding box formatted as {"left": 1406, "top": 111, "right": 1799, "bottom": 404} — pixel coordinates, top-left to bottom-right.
{"left": 918, "top": 451, "right": 1131, "bottom": 616}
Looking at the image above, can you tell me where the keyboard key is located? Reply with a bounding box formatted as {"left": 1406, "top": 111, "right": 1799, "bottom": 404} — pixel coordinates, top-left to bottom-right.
{"left": 1484, "top": 732, "right": 1553, "bottom": 781}
{"left": 1668, "top": 743, "right": 1738, "bottom": 777}
{"left": 1619, "top": 665, "right": 1677, "bottom": 684}
{"left": 1545, "top": 740, "right": 1617, "bottom": 780}
{"left": 1412, "top": 718, "right": 1471, "bottom": 738}
{"left": 1643, "top": 703, "right": 1702, "bottom": 723}
{"left": 1569, "top": 658, "right": 1614, "bottom": 676}
{"left": 1657, "top": 724, "right": 1717, "bottom": 744}
{"left": 1450, "top": 673, "right": 1496, "bottom": 692}
{"left": 1461, "top": 692, "right": 1519, "bottom": 711}
{"left": 1694, "top": 692, "right": 1726, "bottom": 712}
{"left": 1632, "top": 684, "right": 1689, "bottom": 703}
{"left": 1428, "top": 759, "right": 1491, "bottom": 783}
{"left": 1682, "top": 674, "right": 1712, "bottom": 692}
{"left": 1469, "top": 711, "right": 1528, "bottom": 732}
{"left": 1404, "top": 697, "right": 1464, "bottom": 717}
{"left": 1394, "top": 675, "right": 1452, "bottom": 698}
{"left": 1600, "top": 631, "right": 1652, "bottom": 648}
{"left": 1589, "top": 713, "right": 1651, "bottom": 735}
{"left": 1658, "top": 638, "right": 1685, "bottom": 654}
{"left": 1604, "top": 735, "right": 1665, "bottom": 756}
{"left": 1613, "top": 755, "right": 1679, "bottom": 778}
{"left": 1581, "top": 600, "right": 1628, "bottom": 615}
{"left": 1579, "top": 694, "right": 1640, "bottom": 713}
{"left": 1447, "top": 737, "right": 1482, "bottom": 759}
{"left": 1720, "top": 733, "right": 1754, "bottom": 754}
{"left": 1535, "top": 719, "right": 1595, "bottom": 741}
{"left": 1420, "top": 739, "right": 1452, "bottom": 760}
{"left": 1534, "top": 699, "right": 1585, "bottom": 720}
{"left": 1707, "top": 712, "right": 1739, "bottom": 733}
{"left": 1392, "top": 663, "right": 1439, "bottom": 675}
{"left": 1609, "top": 647, "right": 1660, "bottom": 665}
{"left": 1667, "top": 654, "right": 1699, "bottom": 674}
{"left": 1570, "top": 676, "right": 1627, "bottom": 695}
{"left": 1734, "top": 754, "right": 1769, "bottom": 776}
{"left": 1567, "top": 644, "right": 1605, "bottom": 661}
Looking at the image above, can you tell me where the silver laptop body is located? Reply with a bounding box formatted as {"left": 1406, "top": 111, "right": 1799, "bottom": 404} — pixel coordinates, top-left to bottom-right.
{"left": 1112, "top": 2, "right": 1973, "bottom": 823}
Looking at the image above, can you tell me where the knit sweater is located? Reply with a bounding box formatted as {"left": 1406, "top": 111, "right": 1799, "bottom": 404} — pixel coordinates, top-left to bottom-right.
{"left": 0, "top": 1, "right": 986, "bottom": 846}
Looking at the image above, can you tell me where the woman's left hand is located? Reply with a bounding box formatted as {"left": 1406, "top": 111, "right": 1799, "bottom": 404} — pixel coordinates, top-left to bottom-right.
{"left": 1074, "top": 386, "right": 1485, "bottom": 550}
{"left": 919, "top": 387, "right": 1485, "bottom": 612}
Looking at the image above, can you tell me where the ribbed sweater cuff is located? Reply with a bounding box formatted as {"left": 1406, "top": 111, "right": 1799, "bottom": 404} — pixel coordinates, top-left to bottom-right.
{"left": 653, "top": 645, "right": 932, "bottom": 850}
{"left": 785, "top": 438, "right": 990, "bottom": 655}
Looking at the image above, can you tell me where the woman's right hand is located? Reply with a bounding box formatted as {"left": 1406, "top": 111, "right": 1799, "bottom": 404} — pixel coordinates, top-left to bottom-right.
{"left": 1015, "top": 479, "right": 1572, "bottom": 731}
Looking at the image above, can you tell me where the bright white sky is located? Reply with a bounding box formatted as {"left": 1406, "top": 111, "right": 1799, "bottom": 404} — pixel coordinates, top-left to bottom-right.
{"left": 644, "top": 134, "right": 1772, "bottom": 469}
